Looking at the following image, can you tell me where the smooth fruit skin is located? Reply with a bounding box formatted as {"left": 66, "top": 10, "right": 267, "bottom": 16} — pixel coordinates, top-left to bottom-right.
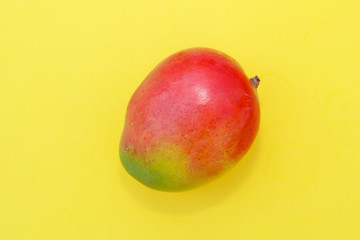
{"left": 120, "top": 48, "right": 260, "bottom": 191}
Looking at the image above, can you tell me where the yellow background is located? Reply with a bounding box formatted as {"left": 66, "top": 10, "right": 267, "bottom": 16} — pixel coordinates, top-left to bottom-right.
{"left": 1, "top": 0, "right": 359, "bottom": 239}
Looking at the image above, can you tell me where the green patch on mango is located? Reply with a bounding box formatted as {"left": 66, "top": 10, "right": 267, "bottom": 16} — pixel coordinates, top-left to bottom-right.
{"left": 120, "top": 143, "right": 194, "bottom": 191}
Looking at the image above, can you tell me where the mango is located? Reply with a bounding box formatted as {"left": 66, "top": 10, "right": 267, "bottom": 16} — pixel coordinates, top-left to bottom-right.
{"left": 120, "top": 48, "right": 260, "bottom": 191}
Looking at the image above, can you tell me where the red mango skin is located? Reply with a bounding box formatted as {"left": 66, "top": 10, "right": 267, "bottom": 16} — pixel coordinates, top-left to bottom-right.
{"left": 120, "top": 48, "right": 260, "bottom": 191}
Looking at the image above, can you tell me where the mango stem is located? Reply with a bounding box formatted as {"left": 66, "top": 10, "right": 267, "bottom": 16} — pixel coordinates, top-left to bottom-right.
{"left": 250, "top": 76, "right": 260, "bottom": 89}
